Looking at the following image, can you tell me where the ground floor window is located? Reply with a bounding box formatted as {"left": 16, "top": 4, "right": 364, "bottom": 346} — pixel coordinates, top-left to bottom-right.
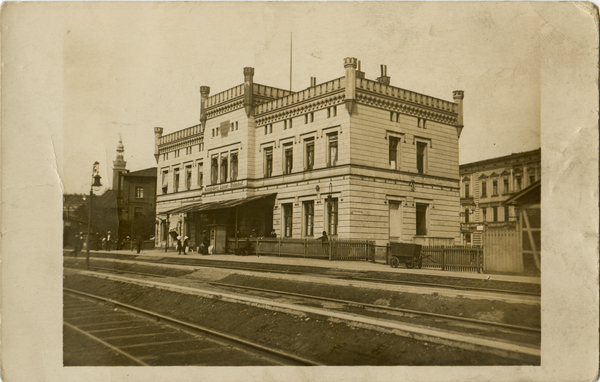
{"left": 416, "top": 203, "right": 428, "bottom": 236}
{"left": 283, "top": 203, "right": 293, "bottom": 237}
{"left": 303, "top": 201, "right": 314, "bottom": 236}
{"left": 326, "top": 198, "right": 338, "bottom": 235}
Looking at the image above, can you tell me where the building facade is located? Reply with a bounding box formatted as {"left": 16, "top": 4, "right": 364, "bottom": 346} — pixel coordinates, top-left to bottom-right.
{"left": 116, "top": 167, "right": 158, "bottom": 243}
{"left": 155, "top": 58, "right": 464, "bottom": 252}
{"left": 459, "top": 148, "right": 541, "bottom": 246}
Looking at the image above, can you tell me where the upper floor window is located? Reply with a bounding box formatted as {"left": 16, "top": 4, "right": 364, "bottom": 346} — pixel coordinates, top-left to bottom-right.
{"left": 464, "top": 183, "right": 470, "bottom": 198}
{"left": 136, "top": 187, "right": 144, "bottom": 198}
{"left": 464, "top": 208, "right": 470, "bottom": 223}
{"left": 504, "top": 206, "right": 510, "bottom": 222}
{"left": 220, "top": 154, "right": 228, "bottom": 183}
{"left": 264, "top": 124, "right": 273, "bottom": 135}
{"left": 515, "top": 177, "right": 522, "bottom": 192}
{"left": 197, "top": 163, "right": 203, "bottom": 187}
{"left": 283, "top": 144, "right": 293, "bottom": 175}
{"left": 416, "top": 142, "right": 427, "bottom": 174}
{"left": 264, "top": 147, "right": 273, "bottom": 178}
{"left": 305, "top": 112, "right": 314, "bottom": 124}
{"left": 174, "top": 149, "right": 180, "bottom": 158}
{"left": 134, "top": 207, "right": 142, "bottom": 219}
{"left": 210, "top": 156, "right": 218, "bottom": 185}
{"left": 305, "top": 138, "right": 315, "bottom": 171}
{"left": 492, "top": 206, "right": 498, "bottom": 222}
{"left": 230, "top": 152, "right": 238, "bottom": 181}
{"left": 482, "top": 207, "right": 487, "bottom": 222}
{"left": 418, "top": 118, "right": 427, "bottom": 129}
{"left": 529, "top": 175, "right": 535, "bottom": 185}
{"left": 284, "top": 119, "right": 293, "bottom": 130}
{"left": 327, "top": 133, "right": 338, "bottom": 167}
{"left": 492, "top": 180, "right": 498, "bottom": 196}
{"left": 503, "top": 178, "right": 509, "bottom": 193}
{"left": 389, "top": 137, "right": 400, "bottom": 170}
{"left": 161, "top": 171, "right": 168, "bottom": 194}
{"left": 185, "top": 166, "right": 192, "bottom": 190}
{"left": 481, "top": 181, "right": 487, "bottom": 197}
{"left": 199, "top": 142, "right": 204, "bottom": 152}
{"left": 327, "top": 106, "right": 337, "bottom": 118}
{"left": 173, "top": 169, "right": 180, "bottom": 192}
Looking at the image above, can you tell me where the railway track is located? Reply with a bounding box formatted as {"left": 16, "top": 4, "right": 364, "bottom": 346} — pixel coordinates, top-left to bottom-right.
{"left": 64, "top": 268, "right": 540, "bottom": 363}
{"left": 63, "top": 288, "right": 319, "bottom": 366}
{"left": 65, "top": 255, "right": 541, "bottom": 301}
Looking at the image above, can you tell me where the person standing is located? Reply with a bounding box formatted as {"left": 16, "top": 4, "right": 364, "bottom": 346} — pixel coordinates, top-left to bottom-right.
{"left": 136, "top": 235, "right": 143, "bottom": 254}
{"left": 270, "top": 229, "right": 277, "bottom": 238}
{"left": 106, "top": 231, "right": 112, "bottom": 251}
{"left": 183, "top": 236, "right": 189, "bottom": 255}
{"left": 176, "top": 236, "right": 183, "bottom": 255}
{"left": 72, "top": 232, "right": 82, "bottom": 257}
{"left": 319, "top": 231, "right": 329, "bottom": 257}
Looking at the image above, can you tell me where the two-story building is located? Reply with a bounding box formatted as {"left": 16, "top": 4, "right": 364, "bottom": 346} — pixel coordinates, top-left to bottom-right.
{"left": 459, "top": 148, "right": 541, "bottom": 246}
{"left": 154, "top": 58, "right": 464, "bottom": 253}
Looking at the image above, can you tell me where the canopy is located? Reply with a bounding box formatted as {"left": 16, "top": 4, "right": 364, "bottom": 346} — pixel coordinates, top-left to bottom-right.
{"left": 163, "top": 193, "right": 276, "bottom": 215}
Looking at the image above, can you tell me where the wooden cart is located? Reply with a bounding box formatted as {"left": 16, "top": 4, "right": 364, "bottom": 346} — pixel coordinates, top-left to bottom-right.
{"left": 388, "top": 243, "right": 423, "bottom": 269}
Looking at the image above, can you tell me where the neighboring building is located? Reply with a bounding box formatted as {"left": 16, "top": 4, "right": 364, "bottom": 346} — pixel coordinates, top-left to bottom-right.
{"left": 154, "top": 58, "right": 464, "bottom": 252}
{"left": 116, "top": 167, "right": 158, "bottom": 242}
{"left": 459, "top": 148, "right": 541, "bottom": 246}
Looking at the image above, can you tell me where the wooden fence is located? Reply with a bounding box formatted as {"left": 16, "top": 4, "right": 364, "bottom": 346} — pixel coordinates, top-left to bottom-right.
{"left": 226, "top": 237, "right": 375, "bottom": 262}
{"left": 420, "top": 245, "right": 484, "bottom": 273}
{"left": 483, "top": 226, "right": 523, "bottom": 273}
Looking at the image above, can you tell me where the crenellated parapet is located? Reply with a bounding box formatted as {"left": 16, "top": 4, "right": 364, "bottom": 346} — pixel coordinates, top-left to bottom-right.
{"left": 355, "top": 77, "right": 459, "bottom": 125}
{"left": 157, "top": 124, "right": 204, "bottom": 155}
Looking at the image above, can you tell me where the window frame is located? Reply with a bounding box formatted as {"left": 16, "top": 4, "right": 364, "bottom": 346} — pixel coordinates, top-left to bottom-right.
{"left": 389, "top": 136, "right": 400, "bottom": 170}
{"left": 304, "top": 138, "right": 315, "bottom": 171}
{"left": 210, "top": 156, "right": 219, "bottom": 185}
{"left": 416, "top": 141, "right": 427, "bottom": 174}
{"left": 220, "top": 153, "right": 228, "bottom": 183}
{"left": 264, "top": 147, "right": 273, "bottom": 178}
{"left": 327, "top": 133, "right": 338, "bottom": 167}
{"left": 185, "top": 165, "right": 192, "bottom": 190}
{"left": 415, "top": 203, "right": 428, "bottom": 236}
{"left": 326, "top": 198, "right": 338, "bottom": 236}
{"left": 173, "top": 168, "right": 180, "bottom": 193}
{"left": 283, "top": 203, "right": 293, "bottom": 237}
{"left": 283, "top": 143, "right": 293, "bottom": 175}
{"left": 303, "top": 201, "right": 314, "bottom": 237}
{"left": 197, "top": 162, "right": 204, "bottom": 187}
{"left": 135, "top": 187, "right": 144, "bottom": 199}
{"left": 481, "top": 180, "right": 487, "bottom": 197}
{"left": 230, "top": 152, "right": 238, "bottom": 181}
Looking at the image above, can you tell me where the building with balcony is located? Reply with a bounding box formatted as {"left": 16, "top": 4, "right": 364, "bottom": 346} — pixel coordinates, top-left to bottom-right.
{"left": 154, "top": 58, "right": 464, "bottom": 253}
{"left": 459, "top": 148, "right": 541, "bottom": 246}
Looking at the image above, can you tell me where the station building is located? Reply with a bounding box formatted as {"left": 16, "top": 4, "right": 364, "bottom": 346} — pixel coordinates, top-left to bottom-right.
{"left": 459, "top": 148, "right": 541, "bottom": 246}
{"left": 154, "top": 58, "right": 464, "bottom": 252}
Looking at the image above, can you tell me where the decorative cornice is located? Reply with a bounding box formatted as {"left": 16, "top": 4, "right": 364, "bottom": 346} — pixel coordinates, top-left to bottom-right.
{"left": 255, "top": 92, "right": 345, "bottom": 126}
{"left": 158, "top": 136, "right": 203, "bottom": 154}
{"left": 206, "top": 98, "right": 244, "bottom": 120}
{"left": 355, "top": 92, "right": 457, "bottom": 125}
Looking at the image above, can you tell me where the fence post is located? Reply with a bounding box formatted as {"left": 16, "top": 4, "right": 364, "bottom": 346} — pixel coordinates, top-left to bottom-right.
{"left": 386, "top": 243, "right": 389, "bottom": 265}
{"left": 304, "top": 239, "right": 307, "bottom": 258}
{"left": 442, "top": 246, "right": 446, "bottom": 271}
{"left": 328, "top": 240, "right": 333, "bottom": 261}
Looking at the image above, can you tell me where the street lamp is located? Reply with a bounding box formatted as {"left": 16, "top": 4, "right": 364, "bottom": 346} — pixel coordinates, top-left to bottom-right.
{"left": 86, "top": 162, "right": 102, "bottom": 269}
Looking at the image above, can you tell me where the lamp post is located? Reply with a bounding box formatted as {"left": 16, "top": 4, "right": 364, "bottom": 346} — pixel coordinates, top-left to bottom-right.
{"left": 86, "top": 162, "right": 102, "bottom": 269}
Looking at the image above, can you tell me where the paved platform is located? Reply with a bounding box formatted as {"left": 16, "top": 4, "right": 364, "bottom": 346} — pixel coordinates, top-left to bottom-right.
{"left": 68, "top": 247, "right": 540, "bottom": 285}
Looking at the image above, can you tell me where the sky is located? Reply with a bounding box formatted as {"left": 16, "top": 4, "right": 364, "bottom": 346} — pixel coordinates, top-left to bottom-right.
{"left": 63, "top": 2, "right": 542, "bottom": 194}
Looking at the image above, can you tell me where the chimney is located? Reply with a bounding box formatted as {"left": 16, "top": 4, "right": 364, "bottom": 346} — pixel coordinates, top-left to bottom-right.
{"left": 199, "top": 86, "right": 210, "bottom": 129}
{"left": 355, "top": 60, "right": 365, "bottom": 79}
{"left": 376, "top": 65, "right": 390, "bottom": 86}
{"left": 453, "top": 90, "right": 465, "bottom": 138}
{"left": 243, "top": 67, "right": 255, "bottom": 117}
{"left": 154, "top": 127, "right": 164, "bottom": 163}
{"left": 344, "top": 57, "right": 358, "bottom": 115}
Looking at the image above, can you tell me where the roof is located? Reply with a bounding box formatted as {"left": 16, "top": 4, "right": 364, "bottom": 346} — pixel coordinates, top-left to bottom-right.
{"left": 504, "top": 180, "right": 541, "bottom": 206}
{"left": 460, "top": 148, "right": 541, "bottom": 172}
{"left": 124, "top": 167, "right": 157, "bottom": 178}
{"left": 95, "top": 189, "right": 118, "bottom": 209}
{"left": 164, "top": 193, "right": 276, "bottom": 215}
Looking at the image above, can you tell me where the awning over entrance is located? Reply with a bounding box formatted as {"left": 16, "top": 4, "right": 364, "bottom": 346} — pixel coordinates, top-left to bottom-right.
{"left": 162, "top": 193, "right": 277, "bottom": 215}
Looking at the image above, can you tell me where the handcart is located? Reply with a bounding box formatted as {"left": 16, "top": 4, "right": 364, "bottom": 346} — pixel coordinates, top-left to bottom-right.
{"left": 388, "top": 243, "right": 423, "bottom": 269}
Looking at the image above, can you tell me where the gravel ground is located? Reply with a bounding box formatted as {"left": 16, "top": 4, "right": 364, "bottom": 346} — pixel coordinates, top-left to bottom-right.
{"left": 64, "top": 273, "right": 538, "bottom": 365}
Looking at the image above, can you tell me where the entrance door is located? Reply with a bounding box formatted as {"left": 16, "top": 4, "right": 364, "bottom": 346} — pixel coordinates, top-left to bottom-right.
{"left": 389, "top": 201, "right": 402, "bottom": 241}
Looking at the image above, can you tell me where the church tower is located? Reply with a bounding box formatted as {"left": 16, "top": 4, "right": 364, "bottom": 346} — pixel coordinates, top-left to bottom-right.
{"left": 112, "top": 136, "right": 127, "bottom": 192}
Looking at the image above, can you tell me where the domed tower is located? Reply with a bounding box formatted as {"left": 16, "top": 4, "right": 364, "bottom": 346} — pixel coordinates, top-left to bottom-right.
{"left": 112, "top": 135, "right": 127, "bottom": 191}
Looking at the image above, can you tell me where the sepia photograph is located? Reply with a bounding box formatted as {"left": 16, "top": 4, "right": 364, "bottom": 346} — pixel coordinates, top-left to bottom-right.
{"left": 1, "top": 1, "right": 598, "bottom": 381}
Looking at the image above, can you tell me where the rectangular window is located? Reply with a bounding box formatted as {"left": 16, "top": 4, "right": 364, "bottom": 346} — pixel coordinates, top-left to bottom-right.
{"left": 492, "top": 206, "right": 498, "bottom": 222}
{"left": 482, "top": 207, "right": 487, "bottom": 222}
{"left": 284, "top": 120, "right": 287, "bottom": 130}
{"left": 305, "top": 112, "right": 314, "bottom": 124}
{"left": 283, "top": 144, "right": 293, "bottom": 174}
{"left": 504, "top": 206, "right": 510, "bottom": 222}
{"left": 328, "top": 107, "right": 336, "bottom": 118}
{"left": 416, "top": 203, "right": 428, "bottom": 236}
{"left": 464, "top": 208, "right": 470, "bottom": 223}
{"left": 418, "top": 118, "right": 426, "bottom": 129}
{"left": 283, "top": 203, "right": 293, "bottom": 237}
{"left": 481, "top": 181, "right": 487, "bottom": 197}
{"left": 328, "top": 133, "right": 338, "bottom": 167}
{"left": 185, "top": 166, "right": 192, "bottom": 190}
{"left": 529, "top": 175, "right": 535, "bottom": 185}
{"left": 492, "top": 180, "right": 498, "bottom": 196}
{"left": 515, "top": 177, "right": 522, "bottom": 192}
{"left": 327, "top": 199, "right": 338, "bottom": 235}
{"left": 220, "top": 154, "right": 228, "bottom": 183}
{"left": 416, "top": 142, "right": 427, "bottom": 174}
{"left": 264, "top": 147, "right": 273, "bottom": 178}
{"left": 173, "top": 169, "right": 180, "bottom": 192}
{"left": 288, "top": 119, "right": 292, "bottom": 129}
{"left": 389, "top": 137, "right": 399, "bottom": 170}
{"left": 134, "top": 207, "right": 142, "bottom": 219}
{"left": 464, "top": 183, "right": 470, "bottom": 198}
{"left": 230, "top": 152, "right": 238, "bottom": 181}
{"left": 503, "top": 178, "right": 509, "bottom": 193}
{"left": 136, "top": 187, "right": 144, "bottom": 198}
{"left": 305, "top": 139, "right": 315, "bottom": 170}
{"left": 303, "top": 201, "right": 314, "bottom": 236}
{"left": 211, "top": 156, "right": 218, "bottom": 185}
{"left": 197, "top": 163, "right": 203, "bottom": 187}
{"left": 162, "top": 171, "right": 168, "bottom": 194}
{"left": 199, "top": 142, "right": 204, "bottom": 152}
